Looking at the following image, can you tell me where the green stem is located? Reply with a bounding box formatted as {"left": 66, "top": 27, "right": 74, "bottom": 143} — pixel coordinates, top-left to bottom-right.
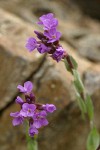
{"left": 64, "top": 54, "right": 100, "bottom": 150}
{"left": 26, "top": 121, "right": 38, "bottom": 150}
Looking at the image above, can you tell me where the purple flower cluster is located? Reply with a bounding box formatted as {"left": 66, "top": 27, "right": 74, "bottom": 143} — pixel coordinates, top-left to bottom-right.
{"left": 26, "top": 13, "right": 65, "bottom": 62}
{"left": 10, "top": 81, "right": 56, "bottom": 137}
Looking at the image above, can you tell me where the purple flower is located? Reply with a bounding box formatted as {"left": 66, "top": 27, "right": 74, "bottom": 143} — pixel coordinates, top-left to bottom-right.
{"left": 10, "top": 80, "right": 57, "bottom": 137}
{"left": 20, "top": 103, "right": 36, "bottom": 117}
{"left": 15, "top": 96, "right": 24, "bottom": 105}
{"left": 52, "top": 46, "right": 64, "bottom": 62}
{"left": 38, "top": 13, "right": 54, "bottom": 25}
{"left": 38, "top": 13, "right": 58, "bottom": 30}
{"left": 26, "top": 37, "right": 37, "bottom": 52}
{"left": 10, "top": 112, "right": 24, "bottom": 126}
{"left": 44, "top": 28, "right": 61, "bottom": 43}
{"left": 43, "top": 104, "right": 56, "bottom": 113}
{"left": 17, "top": 81, "right": 33, "bottom": 93}
{"left": 33, "top": 111, "right": 48, "bottom": 128}
{"left": 29, "top": 124, "right": 38, "bottom": 137}
{"left": 37, "top": 43, "right": 50, "bottom": 53}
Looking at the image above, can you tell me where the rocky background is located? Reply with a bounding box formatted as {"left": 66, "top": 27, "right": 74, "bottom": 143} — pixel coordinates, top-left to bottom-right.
{"left": 0, "top": 0, "right": 100, "bottom": 150}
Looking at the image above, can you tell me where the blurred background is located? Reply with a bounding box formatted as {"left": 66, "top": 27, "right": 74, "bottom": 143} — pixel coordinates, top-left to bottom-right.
{"left": 0, "top": 0, "right": 100, "bottom": 150}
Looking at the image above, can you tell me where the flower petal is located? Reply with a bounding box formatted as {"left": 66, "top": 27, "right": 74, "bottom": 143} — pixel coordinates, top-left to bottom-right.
{"left": 25, "top": 37, "right": 37, "bottom": 52}
{"left": 24, "top": 81, "right": 33, "bottom": 93}
{"left": 29, "top": 125, "right": 38, "bottom": 137}
{"left": 15, "top": 96, "right": 23, "bottom": 104}
{"left": 33, "top": 120, "right": 42, "bottom": 129}
{"left": 10, "top": 112, "right": 20, "bottom": 117}
{"left": 17, "top": 85, "right": 25, "bottom": 93}
{"left": 12, "top": 117, "right": 23, "bottom": 126}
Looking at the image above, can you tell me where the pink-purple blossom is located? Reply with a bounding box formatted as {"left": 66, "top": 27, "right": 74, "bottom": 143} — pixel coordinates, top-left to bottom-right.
{"left": 52, "top": 46, "right": 64, "bottom": 62}
{"left": 10, "top": 112, "right": 24, "bottom": 126}
{"left": 37, "top": 43, "right": 50, "bottom": 53}
{"left": 33, "top": 111, "right": 48, "bottom": 128}
{"left": 17, "top": 81, "right": 33, "bottom": 93}
{"left": 38, "top": 13, "right": 58, "bottom": 30}
{"left": 25, "top": 13, "right": 65, "bottom": 62}
{"left": 26, "top": 37, "right": 37, "bottom": 52}
{"left": 10, "top": 81, "right": 56, "bottom": 137}
{"left": 15, "top": 96, "right": 24, "bottom": 105}
{"left": 20, "top": 103, "right": 36, "bottom": 117}
{"left": 29, "top": 124, "right": 38, "bottom": 137}
{"left": 43, "top": 104, "right": 56, "bottom": 113}
{"left": 44, "top": 28, "right": 61, "bottom": 43}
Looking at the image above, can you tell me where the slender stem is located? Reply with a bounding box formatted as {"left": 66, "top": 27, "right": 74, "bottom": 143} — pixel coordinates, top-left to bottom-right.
{"left": 26, "top": 121, "right": 38, "bottom": 150}
{"left": 80, "top": 92, "right": 85, "bottom": 101}
{"left": 64, "top": 54, "right": 100, "bottom": 149}
{"left": 66, "top": 54, "right": 86, "bottom": 101}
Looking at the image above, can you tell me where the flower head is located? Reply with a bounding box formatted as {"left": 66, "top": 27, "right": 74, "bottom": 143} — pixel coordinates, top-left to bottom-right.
{"left": 26, "top": 13, "right": 66, "bottom": 63}
{"left": 10, "top": 81, "right": 56, "bottom": 137}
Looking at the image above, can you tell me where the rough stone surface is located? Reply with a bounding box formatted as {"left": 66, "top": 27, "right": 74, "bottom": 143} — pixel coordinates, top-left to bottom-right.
{"left": 83, "top": 65, "right": 100, "bottom": 95}
{"left": 71, "top": 0, "right": 100, "bottom": 19}
{"left": 78, "top": 35, "right": 100, "bottom": 62}
{"left": 0, "top": 9, "right": 44, "bottom": 110}
{"left": 0, "top": 103, "right": 27, "bottom": 150}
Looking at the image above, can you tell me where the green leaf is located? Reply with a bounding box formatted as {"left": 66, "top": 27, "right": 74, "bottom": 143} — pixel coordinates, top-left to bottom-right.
{"left": 76, "top": 93, "right": 87, "bottom": 115}
{"left": 64, "top": 56, "right": 78, "bottom": 73}
{"left": 87, "top": 127, "right": 100, "bottom": 150}
{"left": 64, "top": 58, "right": 72, "bottom": 73}
{"left": 73, "top": 70, "right": 84, "bottom": 93}
{"left": 85, "top": 95, "right": 94, "bottom": 121}
{"left": 69, "top": 55, "right": 78, "bottom": 70}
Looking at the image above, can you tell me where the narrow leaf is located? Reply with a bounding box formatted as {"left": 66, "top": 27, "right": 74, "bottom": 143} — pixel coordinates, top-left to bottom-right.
{"left": 70, "top": 55, "right": 78, "bottom": 70}
{"left": 85, "top": 95, "right": 94, "bottom": 121}
{"left": 87, "top": 127, "right": 100, "bottom": 150}
{"left": 76, "top": 93, "right": 87, "bottom": 114}
{"left": 64, "top": 58, "right": 72, "bottom": 73}
{"left": 73, "top": 70, "right": 84, "bottom": 93}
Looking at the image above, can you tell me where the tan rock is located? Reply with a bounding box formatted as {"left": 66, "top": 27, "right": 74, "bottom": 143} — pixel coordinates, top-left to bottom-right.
{"left": 0, "top": 9, "right": 44, "bottom": 110}
{"left": 0, "top": 103, "right": 27, "bottom": 150}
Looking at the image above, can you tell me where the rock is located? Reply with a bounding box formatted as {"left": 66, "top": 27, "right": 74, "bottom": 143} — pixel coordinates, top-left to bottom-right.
{"left": 39, "top": 103, "right": 89, "bottom": 150}
{"left": 0, "top": 103, "right": 27, "bottom": 150}
{"left": 83, "top": 65, "right": 100, "bottom": 95}
{"left": 0, "top": 9, "right": 44, "bottom": 110}
{"left": 71, "top": 0, "right": 100, "bottom": 20}
{"left": 83, "top": 65, "right": 100, "bottom": 136}
{"left": 0, "top": 0, "right": 69, "bottom": 22}
{"left": 78, "top": 34, "right": 100, "bottom": 62}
